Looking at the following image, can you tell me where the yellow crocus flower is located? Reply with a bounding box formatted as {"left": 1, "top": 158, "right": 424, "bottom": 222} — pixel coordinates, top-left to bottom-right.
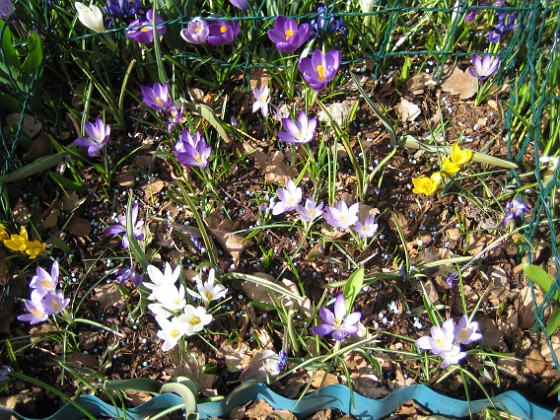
{"left": 0, "top": 225, "right": 8, "bottom": 241}
{"left": 26, "top": 240, "right": 46, "bottom": 259}
{"left": 412, "top": 172, "right": 442, "bottom": 196}
{"left": 3, "top": 226, "right": 28, "bottom": 252}
{"left": 450, "top": 143, "right": 473, "bottom": 166}
{"left": 441, "top": 156, "right": 461, "bottom": 176}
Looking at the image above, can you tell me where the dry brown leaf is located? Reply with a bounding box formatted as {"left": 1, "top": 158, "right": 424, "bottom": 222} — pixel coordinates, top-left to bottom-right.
{"left": 7, "top": 113, "right": 42, "bottom": 137}
{"left": 68, "top": 216, "right": 91, "bottom": 237}
{"left": 125, "top": 391, "right": 154, "bottom": 407}
{"left": 205, "top": 211, "right": 251, "bottom": 260}
{"left": 94, "top": 283, "right": 123, "bottom": 310}
{"left": 141, "top": 179, "right": 165, "bottom": 197}
{"left": 242, "top": 142, "right": 297, "bottom": 185}
{"left": 168, "top": 351, "right": 218, "bottom": 397}
{"left": 515, "top": 286, "right": 536, "bottom": 329}
{"left": 478, "top": 317, "right": 506, "bottom": 350}
{"left": 218, "top": 340, "right": 251, "bottom": 372}
{"left": 395, "top": 98, "right": 421, "bottom": 122}
{"left": 489, "top": 266, "right": 509, "bottom": 288}
{"left": 441, "top": 67, "right": 478, "bottom": 100}
{"left": 318, "top": 100, "right": 356, "bottom": 126}
{"left": 23, "top": 135, "right": 51, "bottom": 161}
{"left": 240, "top": 274, "right": 311, "bottom": 316}
{"left": 42, "top": 208, "right": 60, "bottom": 229}
{"left": 523, "top": 348, "right": 548, "bottom": 376}
{"left": 249, "top": 67, "right": 272, "bottom": 90}
{"left": 311, "top": 370, "right": 339, "bottom": 388}
{"left": 239, "top": 349, "right": 278, "bottom": 382}
{"left": 244, "top": 399, "right": 274, "bottom": 420}
{"left": 406, "top": 73, "right": 435, "bottom": 96}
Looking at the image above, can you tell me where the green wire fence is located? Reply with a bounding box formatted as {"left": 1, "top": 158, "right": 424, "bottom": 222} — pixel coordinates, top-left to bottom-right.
{"left": 1, "top": 0, "right": 560, "bottom": 395}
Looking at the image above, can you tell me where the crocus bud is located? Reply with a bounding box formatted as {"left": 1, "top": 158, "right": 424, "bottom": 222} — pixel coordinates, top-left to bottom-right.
{"left": 75, "top": 2, "right": 105, "bottom": 33}
{"left": 0, "top": 0, "right": 15, "bottom": 19}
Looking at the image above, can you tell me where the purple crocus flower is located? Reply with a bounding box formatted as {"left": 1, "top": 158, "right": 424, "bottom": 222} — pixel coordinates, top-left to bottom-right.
{"left": 141, "top": 82, "right": 172, "bottom": 111}
{"left": 228, "top": 0, "right": 247, "bottom": 14}
{"left": 207, "top": 19, "right": 240, "bottom": 46}
{"left": 17, "top": 299, "right": 49, "bottom": 325}
{"left": 323, "top": 199, "right": 359, "bottom": 231}
{"left": 296, "top": 198, "right": 324, "bottom": 222}
{"left": 271, "top": 179, "right": 302, "bottom": 215}
{"left": 312, "top": 294, "right": 361, "bottom": 340}
{"left": 173, "top": 130, "right": 212, "bottom": 168}
{"left": 180, "top": 17, "right": 209, "bottom": 44}
{"left": 454, "top": 315, "right": 483, "bottom": 345}
{"left": 74, "top": 117, "right": 110, "bottom": 157}
{"left": 415, "top": 318, "right": 455, "bottom": 355}
{"left": 298, "top": 49, "right": 341, "bottom": 91}
{"left": 353, "top": 215, "right": 378, "bottom": 238}
{"left": 500, "top": 197, "right": 529, "bottom": 227}
{"left": 489, "top": 5, "right": 516, "bottom": 43}
{"left": 41, "top": 290, "right": 70, "bottom": 315}
{"left": 29, "top": 260, "right": 59, "bottom": 302}
{"left": 268, "top": 16, "right": 311, "bottom": 53}
{"left": 0, "top": 0, "right": 14, "bottom": 19}
{"left": 445, "top": 272, "right": 459, "bottom": 289}
{"left": 276, "top": 350, "right": 288, "bottom": 373}
{"left": 165, "top": 104, "right": 184, "bottom": 132}
{"left": 125, "top": 10, "right": 167, "bottom": 44}
{"left": 278, "top": 111, "right": 317, "bottom": 145}
{"left": 252, "top": 85, "right": 270, "bottom": 117}
{"left": 103, "top": 0, "right": 141, "bottom": 25}
{"left": 0, "top": 365, "right": 12, "bottom": 382}
{"left": 469, "top": 54, "right": 500, "bottom": 81}
{"left": 440, "top": 345, "right": 467, "bottom": 368}
{"left": 311, "top": 6, "right": 347, "bottom": 37}
{"left": 105, "top": 203, "right": 145, "bottom": 249}
{"left": 115, "top": 266, "right": 145, "bottom": 287}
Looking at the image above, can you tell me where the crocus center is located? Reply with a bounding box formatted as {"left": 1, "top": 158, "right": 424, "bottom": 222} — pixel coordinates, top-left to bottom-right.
{"left": 195, "top": 26, "right": 201, "bottom": 33}
{"left": 30, "top": 307, "right": 43, "bottom": 316}
{"left": 51, "top": 299, "right": 59, "bottom": 309}
{"left": 220, "top": 25, "right": 227, "bottom": 34}
{"left": 316, "top": 65, "right": 326, "bottom": 80}
{"left": 435, "top": 337, "right": 445, "bottom": 348}
{"left": 189, "top": 316, "right": 201, "bottom": 326}
{"left": 141, "top": 26, "right": 150, "bottom": 32}
{"left": 460, "top": 327, "right": 468, "bottom": 339}
{"left": 170, "top": 329, "right": 180, "bottom": 338}
{"left": 156, "top": 96, "right": 163, "bottom": 105}
{"left": 334, "top": 317, "right": 342, "bottom": 328}
{"left": 285, "top": 29, "right": 294, "bottom": 41}
{"left": 194, "top": 154, "right": 201, "bottom": 162}
{"left": 40, "top": 278, "right": 50, "bottom": 288}
{"left": 97, "top": 133, "right": 103, "bottom": 142}
{"left": 204, "top": 290, "right": 213, "bottom": 301}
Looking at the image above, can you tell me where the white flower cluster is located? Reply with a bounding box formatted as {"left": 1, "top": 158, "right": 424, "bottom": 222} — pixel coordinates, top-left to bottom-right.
{"left": 144, "top": 263, "right": 227, "bottom": 351}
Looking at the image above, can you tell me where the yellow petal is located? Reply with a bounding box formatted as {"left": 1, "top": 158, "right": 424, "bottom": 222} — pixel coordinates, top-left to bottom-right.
{"left": 451, "top": 143, "right": 473, "bottom": 166}
{"left": 441, "top": 157, "right": 461, "bottom": 176}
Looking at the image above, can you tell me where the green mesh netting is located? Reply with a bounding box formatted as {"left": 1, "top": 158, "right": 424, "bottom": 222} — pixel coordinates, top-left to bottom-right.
{"left": 1, "top": 0, "right": 560, "bottom": 375}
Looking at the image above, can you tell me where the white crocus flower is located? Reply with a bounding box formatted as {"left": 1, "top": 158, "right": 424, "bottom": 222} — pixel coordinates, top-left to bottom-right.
{"left": 156, "top": 316, "right": 188, "bottom": 351}
{"left": 75, "top": 2, "right": 105, "bottom": 33}
{"left": 359, "top": 0, "right": 374, "bottom": 13}
{"left": 187, "top": 269, "right": 227, "bottom": 304}
{"left": 144, "top": 263, "right": 181, "bottom": 299}
{"left": 150, "top": 282, "right": 186, "bottom": 314}
{"left": 181, "top": 305, "right": 213, "bottom": 336}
